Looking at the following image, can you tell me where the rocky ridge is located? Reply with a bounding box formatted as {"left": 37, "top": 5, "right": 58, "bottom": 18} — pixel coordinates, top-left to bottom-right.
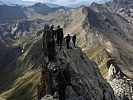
{"left": 39, "top": 40, "right": 117, "bottom": 100}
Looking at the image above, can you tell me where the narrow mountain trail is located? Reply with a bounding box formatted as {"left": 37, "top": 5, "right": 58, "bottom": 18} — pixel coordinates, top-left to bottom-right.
{"left": 38, "top": 38, "right": 117, "bottom": 100}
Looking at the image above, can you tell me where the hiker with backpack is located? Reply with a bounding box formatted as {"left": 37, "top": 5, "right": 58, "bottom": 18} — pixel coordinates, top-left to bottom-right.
{"left": 43, "top": 25, "right": 56, "bottom": 61}
{"left": 56, "top": 25, "right": 64, "bottom": 50}
{"left": 50, "top": 25, "right": 56, "bottom": 40}
{"left": 65, "top": 34, "right": 71, "bottom": 49}
{"left": 42, "top": 24, "right": 49, "bottom": 57}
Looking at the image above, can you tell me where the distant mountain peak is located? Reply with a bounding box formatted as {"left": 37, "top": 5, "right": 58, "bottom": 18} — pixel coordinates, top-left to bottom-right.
{"left": 32, "top": 2, "right": 49, "bottom": 8}
{"left": 91, "top": 2, "right": 99, "bottom": 6}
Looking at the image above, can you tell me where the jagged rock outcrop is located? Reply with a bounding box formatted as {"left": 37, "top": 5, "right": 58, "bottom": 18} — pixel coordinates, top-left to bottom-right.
{"left": 108, "top": 64, "right": 133, "bottom": 100}
{"left": 39, "top": 41, "right": 117, "bottom": 100}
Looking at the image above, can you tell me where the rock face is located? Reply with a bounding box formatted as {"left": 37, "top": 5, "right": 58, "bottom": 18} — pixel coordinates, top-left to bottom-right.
{"left": 108, "top": 64, "right": 117, "bottom": 78}
{"left": 39, "top": 42, "right": 117, "bottom": 100}
{"left": 108, "top": 65, "right": 133, "bottom": 100}
{"left": 105, "top": 0, "right": 133, "bottom": 24}
{"left": 109, "top": 78, "right": 133, "bottom": 100}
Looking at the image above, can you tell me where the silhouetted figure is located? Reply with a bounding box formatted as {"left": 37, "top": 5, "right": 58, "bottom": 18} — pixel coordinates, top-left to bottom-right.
{"left": 45, "top": 25, "right": 56, "bottom": 61}
{"left": 65, "top": 34, "right": 71, "bottom": 49}
{"left": 42, "top": 24, "right": 49, "bottom": 56}
{"left": 56, "top": 25, "right": 64, "bottom": 50}
{"left": 72, "top": 34, "right": 76, "bottom": 47}
{"left": 50, "top": 25, "right": 56, "bottom": 40}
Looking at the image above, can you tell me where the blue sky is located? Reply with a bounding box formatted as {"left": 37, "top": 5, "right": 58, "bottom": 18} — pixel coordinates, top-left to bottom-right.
{"left": 0, "top": 0, "right": 110, "bottom": 6}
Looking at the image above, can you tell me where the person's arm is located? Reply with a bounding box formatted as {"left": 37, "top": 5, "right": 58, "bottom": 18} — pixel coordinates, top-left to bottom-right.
{"left": 64, "top": 36, "right": 67, "bottom": 40}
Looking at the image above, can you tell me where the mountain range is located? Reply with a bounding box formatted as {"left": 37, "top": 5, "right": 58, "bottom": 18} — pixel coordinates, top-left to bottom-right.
{"left": 0, "top": 0, "right": 61, "bottom": 7}
{"left": 0, "top": 0, "right": 133, "bottom": 100}
{"left": 0, "top": 3, "right": 65, "bottom": 23}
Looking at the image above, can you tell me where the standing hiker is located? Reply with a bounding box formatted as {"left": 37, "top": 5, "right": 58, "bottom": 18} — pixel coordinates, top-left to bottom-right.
{"left": 56, "top": 25, "right": 64, "bottom": 50}
{"left": 43, "top": 25, "right": 56, "bottom": 61}
{"left": 42, "top": 24, "right": 49, "bottom": 56}
{"left": 65, "top": 34, "right": 71, "bottom": 49}
{"left": 50, "top": 25, "right": 56, "bottom": 40}
{"left": 72, "top": 34, "right": 76, "bottom": 47}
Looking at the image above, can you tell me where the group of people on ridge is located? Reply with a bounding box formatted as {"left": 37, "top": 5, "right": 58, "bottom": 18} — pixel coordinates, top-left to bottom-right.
{"left": 43, "top": 24, "right": 77, "bottom": 61}
{"left": 42, "top": 24, "right": 77, "bottom": 100}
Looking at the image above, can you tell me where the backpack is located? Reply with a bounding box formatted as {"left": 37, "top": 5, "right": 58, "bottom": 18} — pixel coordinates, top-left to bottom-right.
{"left": 57, "top": 28, "right": 63, "bottom": 38}
{"left": 46, "top": 29, "right": 53, "bottom": 43}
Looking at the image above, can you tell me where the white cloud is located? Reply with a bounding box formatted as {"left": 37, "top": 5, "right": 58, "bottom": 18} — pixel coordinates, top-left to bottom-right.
{"left": 22, "top": 0, "right": 55, "bottom": 2}
{"left": 22, "top": 0, "right": 109, "bottom": 3}
{"left": 21, "top": 0, "right": 110, "bottom": 6}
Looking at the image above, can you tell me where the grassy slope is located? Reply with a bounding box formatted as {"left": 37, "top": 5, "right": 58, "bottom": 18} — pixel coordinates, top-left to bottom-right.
{"left": 0, "top": 36, "right": 43, "bottom": 100}
{"left": 84, "top": 45, "right": 109, "bottom": 78}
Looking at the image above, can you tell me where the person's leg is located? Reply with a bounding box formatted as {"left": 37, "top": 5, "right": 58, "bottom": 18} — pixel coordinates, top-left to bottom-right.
{"left": 57, "top": 38, "right": 59, "bottom": 45}
{"left": 73, "top": 40, "right": 76, "bottom": 47}
{"left": 68, "top": 42, "right": 70, "bottom": 49}
{"left": 48, "top": 50, "right": 53, "bottom": 61}
{"left": 52, "top": 41, "right": 56, "bottom": 56}
{"left": 67, "top": 43, "right": 68, "bottom": 49}
{"left": 67, "top": 42, "right": 69, "bottom": 49}
{"left": 47, "top": 43, "right": 51, "bottom": 60}
{"left": 59, "top": 38, "right": 62, "bottom": 50}
{"left": 47, "top": 42, "right": 55, "bottom": 61}
{"left": 72, "top": 40, "right": 74, "bottom": 46}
